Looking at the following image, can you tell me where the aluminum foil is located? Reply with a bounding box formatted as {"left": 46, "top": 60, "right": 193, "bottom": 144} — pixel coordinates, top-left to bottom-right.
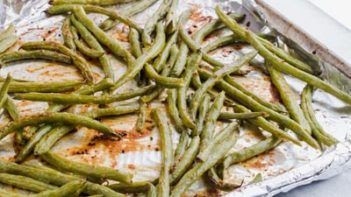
{"left": 0, "top": 0, "right": 350, "bottom": 196}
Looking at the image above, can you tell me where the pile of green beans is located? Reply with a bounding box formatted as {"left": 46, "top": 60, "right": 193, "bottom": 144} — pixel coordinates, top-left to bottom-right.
{"left": 0, "top": 1, "right": 349, "bottom": 196}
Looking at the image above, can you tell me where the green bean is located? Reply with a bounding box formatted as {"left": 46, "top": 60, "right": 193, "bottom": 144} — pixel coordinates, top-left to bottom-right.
{"left": 99, "top": 0, "right": 159, "bottom": 31}
{"left": 203, "top": 34, "right": 242, "bottom": 53}
{"left": 85, "top": 104, "right": 140, "bottom": 118}
{"left": 166, "top": 89, "right": 183, "bottom": 132}
{"left": 223, "top": 137, "right": 281, "bottom": 169}
{"left": 170, "top": 43, "right": 188, "bottom": 77}
{"left": 192, "top": 94, "right": 210, "bottom": 136}
{"left": 215, "top": 6, "right": 351, "bottom": 105}
{"left": 71, "top": 26, "right": 104, "bottom": 58}
{"left": 152, "top": 108, "right": 172, "bottom": 197}
{"left": 70, "top": 15, "right": 114, "bottom": 80}
{"left": 190, "top": 51, "right": 257, "bottom": 118}
{"left": 50, "top": 0, "right": 136, "bottom": 5}
{"left": 267, "top": 64, "right": 311, "bottom": 133}
{"left": 21, "top": 41, "right": 94, "bottom": 83}
{"left": 233, "top": 104, "right": 300, "bottom": 145}
{"left": 153, "top": 32, "right": 178, "bottom": 72}
{"left": 0, "top": 161, "right": 125, "bottom": 197}
{"left": 62, "top": 17, "right": 76, "bottom": 50}
{"left": 5, "top": 79, "right": 81, "bottom": 93}
{"left": 0, "top": 24, "right": 16, "bottom": 41}
{"left": 0, "top": 112, "right": 119, "bottom": 140}
{"left": 113, "top": 22, "right": 165, "bottom": 90}
{"left": 0, "top": 75, "right": 12, "bottom": 109}
{"left": 219, "top": 111, "right": 267, "bottom": 120}
{"left": 72, "top": 6, "right": 134, "bottom": 66}
{"left": 4, "top": 97, "right": 19, "bottom": 120}
{"left": 108, "top": 181, "right": 154, "bottom": 193}
{"left": 167, "top": 45, "right": 179, "bottom": 71}
{"left": 72, "top": 5, "right": 143, "bottom": 33}
{"left": 129, "top": 28, "right": 143, "bottom": 58}
{"left": 171, "top": 136, "right": 199, "bottom": 184}
{"left": 198, "top": 69, "right": 317, "bottom": 148}
{"left": 42, "top": 151, "right": 132, "bottom": 183}
{"left": 0, "top": 173, "right": 57, "bottom": 192}
{"left": 16, "top": 84, "right": 155, "bottom": 104}
{"left": 135, "top": 101, "right": 147, "bottom": 132}
{"left": 199, "top": 91, "right": 225, "bottom": 153}
{"left": 224, "top": 76, "right": 286, "bottom": 112}
{"left": 177, "top": 52, "right": 202, "bottom": 129}
{"left": 198, "top": 116, "right": 238, "bottom": 161}
{"left": 206, "top": 167, "right": 240, "bottom": 191}
{"left": 171, "top": 122, "right": 239, "bottom": 197}
{"left": 179, "top": 25, "right": 200, "bottom": 52}
{"left": 34, "top": 180, "right": 86, "bottom": 197}
{"left": 145, "top": 64, "right": 184, "bottom": 88}
{"left": 0, "top": 50, "right": 72, "bottom": 64}
{"left": 174, "top": 131, "right": 189, "bottom": 162}
{"left": 142, "top": 0, "right": 172, "bottom": 45}
{"left": 301, "top": 85, "right": 337, "bottom": 146}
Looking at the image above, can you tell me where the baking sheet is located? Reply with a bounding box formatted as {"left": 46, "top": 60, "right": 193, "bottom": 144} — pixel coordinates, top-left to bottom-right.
{"left": 0, "top": 0, "right": 350, "bottom": 196}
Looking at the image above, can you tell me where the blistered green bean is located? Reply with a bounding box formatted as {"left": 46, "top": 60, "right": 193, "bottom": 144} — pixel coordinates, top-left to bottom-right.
{"left": 42, "top": 151, "right": 132, "bottom": 183}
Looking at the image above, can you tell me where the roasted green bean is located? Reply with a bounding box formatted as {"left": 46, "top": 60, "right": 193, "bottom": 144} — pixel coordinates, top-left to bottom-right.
{"left": 109, "top": 181, "right": 155, "bottom": 193}
{"left": 0, "top": 75, "right": 11, "bottom": 109}
{"left": 218, "top": 111, "right": 267, "bottom": 120}
{"left": 223, "top": 137, "right": 281, "bottom": 168}
{"left": 145, "top": 63, "right": 184, "bottom": 88}
{"left": 33, "top": 180, "right": 86, "bottom": 197}
{"left": 193, "top": 94, "right": 211, "bottom": 136}
{"left": 301, "top": 85, "right": 337, "bottom": 146}
{"left": 62, "top": 17, "right": 76, "bottom": 50}
{"left": 203, "top": 34, "right": 242, "bottom": 53}
{"left": 0, "top": 50, "right": 72, "bottom": 64}
{"left": 1, "top": 80, "right": 81, "bottom": 93}
{"left": 171, "top": 136, "right": 200, "bottom": 184}
{"left": 199, "top": 91, "right": 225, "bottom": 153}
{"left": 0, "top": 112, "right": 119, "bottom": 140}
{"left": 0, "top": 173, "right": 57, "bottom": 192}
{"left": 166, "top": 89, "right": 184, "bottom": 132}
{"left": 42, "top": 151, "right": 132, "bottom": 183}
{"left": 267, "top": 64, "right": 311, "bottom": 133}
{"left": 129, "top": 28, "right": 143, "bottom": 58}
{"left": 21, "top": 41, "right": 94, "bottom": 83}
{"left": 153, "top": 32, "right": 178, "bottom": 72}
{"left": 171, "top": 122, "right": 239, "bottom": 197}
{"left": 174, "top": 131, "right": 189, "bottom": 162}
{"left": 152, "top": 108, "right": 172, "bottom": 197}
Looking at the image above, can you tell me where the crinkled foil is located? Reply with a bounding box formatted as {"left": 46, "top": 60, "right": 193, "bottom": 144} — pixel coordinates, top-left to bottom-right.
{"left": 0, "top": 0, "right": 351, "bottom": 196}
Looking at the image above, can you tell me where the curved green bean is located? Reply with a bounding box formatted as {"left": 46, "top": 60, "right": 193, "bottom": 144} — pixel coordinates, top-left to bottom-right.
{"left": 0, "top": 173, "right": 57, "bottom": 192}
{"left": 0, "top": 112, "right": 118, "bottom": 140}
{"left": 129, "top": 28, "right": 143, "bottom": 58}
{"left": 33, "top": 180, "right": 86, "bottom": 197}
{"left": 267, "top": 64, "right": 311, "bottom": 133}
{"left": 171, "top": 122, "right": 239, "bottom": 197}
{"left": 166, "top": 89, "right": 183, "bottom": 132}
{"left": 203, "top": 34, "right": 242, "bottom": 53}
{"left": 198, "top": 68, "right": 317, "bottom": 148}
{"left": 190, "top": 51, "right": 257, "bottom": 118}
{"left": 42, "top": 151, "right": 132, "bottom": 183}
{"left": 199, "top": 91, "right": 225, "bottom": 153}
{"left": 62, "top": 17, "right": 76, "bottom": 50}
{"left": 171, "top": 136, "right": 199, "bottom": 184}
{"left": 112, "top": 22, "right": 165, "bottom": 90}
{"left": 179, "top": 25, "right": 200, "bottom": 52}
{"left": 70, "top": 15, "right": 113, "bottom": 80}
{"left": 177, "top": 52, "right": 202, "bottom": 129}
{"left": 192, "top": 94, "right": 210, "bottom": 136}
{"left": 50, "top": 0, "right": 136, "bottom": 5}
{"left": 301, "top": 85, "right": 337, "bottom": 146}
{"left": 152, "top": 108, "right": 172, "bottom": 197}
{"left": 21, "top": 41, "right": 94, "bottom": 83}
{"left": 0, "top": 50, "right": 72, "bottom": 65}
{"left": 206, "top": 167, "right": 240, "bottom": 191}
{"left": 153, "top": 32, "right": 178, "bottom": 72}
{"left": 16, "top": 84, "right": 155, "bottom": 104}
{"left": 0, "top": 75, "right": 12, "bottom": 109}
{"left": 145, "top": 64, "right": 184, "bottom": 88}
{"left": 223, "top": 137, "right": 281, "bottom": 168}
